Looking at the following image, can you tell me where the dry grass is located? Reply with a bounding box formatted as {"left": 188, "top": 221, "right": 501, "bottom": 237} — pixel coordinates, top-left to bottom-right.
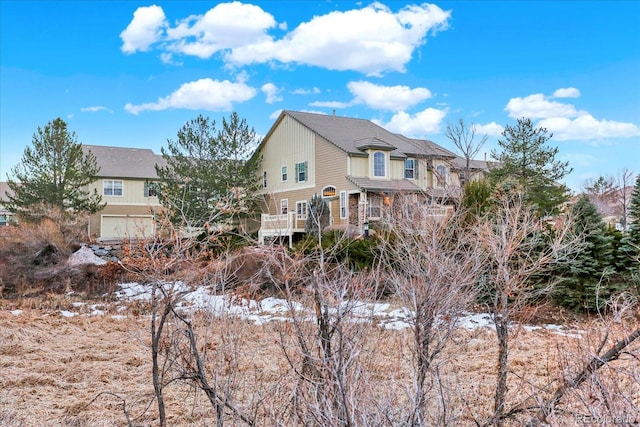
{"left": 0, "top": 299, "right": 638, "bottom": 426}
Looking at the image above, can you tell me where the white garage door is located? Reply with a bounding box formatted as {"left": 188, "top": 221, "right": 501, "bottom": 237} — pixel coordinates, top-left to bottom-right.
{"left": 101, "top": 215, "right": 155, "bottom": 241}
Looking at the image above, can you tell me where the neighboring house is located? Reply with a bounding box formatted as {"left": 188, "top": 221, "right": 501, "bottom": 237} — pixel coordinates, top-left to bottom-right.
{"left": 0, "top": 182, "right": 16, "bottom": 226}
{"left": 255, "top": 110, "right": 489, "bottom": 245}
{"left": 83, "top": 145, "right": 166, "bottom": 241}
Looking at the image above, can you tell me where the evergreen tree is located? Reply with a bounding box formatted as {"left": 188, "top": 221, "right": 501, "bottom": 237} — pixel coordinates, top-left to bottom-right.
{"left": 155, "top": 113, "right": 262, "bottom": 229}
{"left": 305, "top": 193, "right": 330, "bottom": 238}
{"left": 619, "top": 175, "right": 640, "bottom": 271}
{"left": 489, "top": 117, "right": 571, "bottom": 216}
{"left": 5, "top": 118, "right": 104, "bottom": 222}
{"left": 554, "top": 196, "right": 615, "bottom": 311}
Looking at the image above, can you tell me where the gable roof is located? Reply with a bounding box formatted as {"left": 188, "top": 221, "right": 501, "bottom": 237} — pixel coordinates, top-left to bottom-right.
{"left": 83, "top": 145, "right": 166, "bottom": 179}
{"left": 449, "top": 157, "right": 493, "bottom": 171}
{"left": 275, "top": 110, "right": 454, "bottom": 159}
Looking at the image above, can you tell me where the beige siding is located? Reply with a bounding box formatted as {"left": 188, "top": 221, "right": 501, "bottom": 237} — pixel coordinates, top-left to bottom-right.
{"left": 89, "top": 204, "right": 162, "bottom": 239}
{"left": 389, "top": 157, "right": 405, "bottom": 180}
{"left": 349, "top": 156, "right": 368, "bottom": 177}
{"left": 87, "top": 178, "right": 163, "bottom": 206}
{"left": 260, "top": 117, "right": 316, "bottom": 193}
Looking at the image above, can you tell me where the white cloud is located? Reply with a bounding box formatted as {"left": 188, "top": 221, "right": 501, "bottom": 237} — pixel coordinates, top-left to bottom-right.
{"left": 269, "top": 109, "right": 284, "bottom": 120}
{"left": 80, "top": 106, "right": 113, "bottom": 113}
{"left": 538, "top": 115, "right": 640, "bottom": 141}
{"left": 505, "top": 93, "right": 583, "bottom": 120}
{"left": 120, "top": 5, "right": 167, "bottom": 54}
{"left": 292, "top": 87, "right": 321, "bottom": 95}
{"left": 309, "top": 100, "right": 352, "bottom": 109}
{"left": 504, "top": 89, "right": 640, "bottom": 142}
{"left": 347, "top": 81, "right": 432, "bottom": 111}
{"left": 553, "top": 87, "right": 580, "bottom": 98}
{"left": 378, "top": 108, "right": 447, "bottom": 136}
{"left": 473, "top": 121, "right": 504, "bottom": 137}
{"left": 261, "top": 83, "right": 282, "bottom": 104}
{"left": 122, "top": 2, "right": 450, "bottom": 75}
{"left": 124, "top": 78, "right": 256, "bottom": 114}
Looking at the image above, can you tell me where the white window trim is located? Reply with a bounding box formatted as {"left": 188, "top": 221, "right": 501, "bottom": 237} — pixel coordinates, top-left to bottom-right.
{"left": 296, "top": 200, "right": 308, "bottom": 220}
{"left": 340, "top": 191, "right": 347, "bottom": 219}
{"left": 295, "top": 161, "right": 308, "bottom": 183}
{"left": 280, "top": 199, "right": 288, "bottom": 215}
{"left": 405, "top": 158, "right": 416, "bottom": 180}
{"left": 373, "top": 151, "right": 386, "bottom": 178}
{"left": 322, "top": 185, "right": 337, "bottom": 198}
{"left": 281, "top": 165, "right": 288, "bottom": 182}
{"left": 103, "top": 179, "right": 123, "bottom": 197}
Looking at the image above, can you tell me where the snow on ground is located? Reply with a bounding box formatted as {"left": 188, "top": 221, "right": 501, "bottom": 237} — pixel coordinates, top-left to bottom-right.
{"left": 4, "top": 280, "right": 580, "bottom": 336}
{"left": 109, "top": 282, "right": 583, "bottom": 336}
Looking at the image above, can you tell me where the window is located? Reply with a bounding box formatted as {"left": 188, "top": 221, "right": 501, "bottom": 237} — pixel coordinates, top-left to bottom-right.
{"left": 263, "top": 171, "right": 268, "bottom": 189}
{"left": 368, "top": 195, "right": 381, "bottom": 218}
{"left": 295, "top": 161, "right": 308, "bottom": 183}
{"left": 436, "top": 165, "right": 447, "bottom": 187}
{"left": 373, "top": 152, "right": 385, "bottom": 177}
{"left": 280, "top": 199, "right": 288, "bottom": 214}
{"left": 340, "top": 191, "right": 347, "bottom": 219}
{"left": 322, "top": 186, "right": 336, "bottom": 197}
{"left": 104, "top": 180, "right": 123, "bottom": 196}
{"left": 281, "top": 165, "right": 288, "bottom": 182}
{"left": 296, "top": 201, "right": 308, "bottom": 219}
{"left": 144, "top": 181, "right": 159, "bottom": 197}
{"left": 405, "top": 158, "right": 416, "bottom": 179}
{"left": 0, "top": 214, "right": 7, "bottom": 227}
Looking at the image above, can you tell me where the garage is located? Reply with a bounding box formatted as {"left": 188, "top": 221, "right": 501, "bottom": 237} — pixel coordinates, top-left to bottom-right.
{"left": 100, "top": 215, "right": 155, "bottom": 241}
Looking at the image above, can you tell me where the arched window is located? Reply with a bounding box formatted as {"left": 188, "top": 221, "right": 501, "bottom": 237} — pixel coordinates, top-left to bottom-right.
{"left": 436, "top": 165, "right": 447, "bottom": 187}
{"left": 322, "top": 186, "right": 337, "bottom": 197}
{"left": 373, "top": 152, "right": 385, "bottom": 177}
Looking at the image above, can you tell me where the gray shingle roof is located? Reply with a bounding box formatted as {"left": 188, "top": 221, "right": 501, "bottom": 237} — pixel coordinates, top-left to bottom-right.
{"left": 284, "top": 110, "right": 453, "bottom": 159}
{"left": 82, "top": 145, "right": 166, "bottom": 179}
{"left": 346, "top": 176, "right": 422, "bottom": 192}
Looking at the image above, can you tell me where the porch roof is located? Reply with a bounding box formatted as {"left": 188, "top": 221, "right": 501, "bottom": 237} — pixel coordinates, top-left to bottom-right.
{"left": 346, "top": 176, "right": 421, "bottom": 193}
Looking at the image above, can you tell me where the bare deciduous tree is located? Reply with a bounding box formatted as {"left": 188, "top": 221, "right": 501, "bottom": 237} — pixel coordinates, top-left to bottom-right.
{"left": 474, "top": 191, "right": 580, "bottom": 426}
{"left": 445, "top": 118, "right": 488, "bottom": 184}
{"left": 379, "top": 196, "right": 485, "bottom": 426}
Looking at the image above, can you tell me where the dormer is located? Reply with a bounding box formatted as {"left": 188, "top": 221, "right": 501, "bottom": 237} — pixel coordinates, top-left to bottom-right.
{"left": 355, "top": 137, "right": 397, "bottom": 180}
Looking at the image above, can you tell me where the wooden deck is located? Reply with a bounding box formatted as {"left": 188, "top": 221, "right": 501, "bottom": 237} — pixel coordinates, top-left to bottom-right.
{"left": 258, "top": 212, "right": 307, "bottom": 246}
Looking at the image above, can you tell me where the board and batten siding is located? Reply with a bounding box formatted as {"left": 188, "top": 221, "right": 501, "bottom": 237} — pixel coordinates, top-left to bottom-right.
{"left": 87, "top": 178, "right": 162, "bottom": 206}
{"left": 349, "top": 156, "right": 369, "bottom": 177}
{"left": 261, "top": 116, "right": 316, "bottom": 193}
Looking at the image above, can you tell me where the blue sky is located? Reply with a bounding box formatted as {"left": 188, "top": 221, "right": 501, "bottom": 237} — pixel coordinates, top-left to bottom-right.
{"left": 1, "top": 0, "right": 639, "bottom": 192}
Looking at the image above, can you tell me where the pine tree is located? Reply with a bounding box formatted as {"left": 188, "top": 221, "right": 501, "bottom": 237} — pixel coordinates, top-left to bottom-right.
{"left": 489, "top": 117, "right": 571, "bottom": 216}
{"left": 5, "top": 118, "right": 104, "bottom": 222}
{"left": 155, "top": 113, "right": 262, "bottom": 229}
{"left": 619, "top": 175, "right": 640, "bottom": 271}
{"left": 554, "top": 196, "right": 615, "bottom": 311}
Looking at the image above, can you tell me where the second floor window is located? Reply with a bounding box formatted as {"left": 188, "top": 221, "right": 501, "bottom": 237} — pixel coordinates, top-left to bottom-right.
{"left": 263, "top": 171, "right": 268, "bottom": 189}
{"left": 104, "top": 180, "right": 123, "bottom": 196}
{"left": 405, "top": 158, "right": 416, "bottom": 179}
{"left": 436, "top": 165, "right": 447, "bottom": 187}
{"left": 373, "top": 152, "right": 385, "bottom": 177}
{"left": 281, "top": 166, "right": 288, "bottom": 182}
{"left": 295, "top": 161, "right": 308, "bottom": 183}
{"left": 144, "top": 181, "right": 159, "bottom": 197}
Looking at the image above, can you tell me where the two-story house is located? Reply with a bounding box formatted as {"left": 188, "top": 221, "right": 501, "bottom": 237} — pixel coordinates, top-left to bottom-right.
{"left": 83, "top": 145, "right": 166, "bottom": 241}
{"left": 256, "top": 110, "right": 480, "bottom": 245}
